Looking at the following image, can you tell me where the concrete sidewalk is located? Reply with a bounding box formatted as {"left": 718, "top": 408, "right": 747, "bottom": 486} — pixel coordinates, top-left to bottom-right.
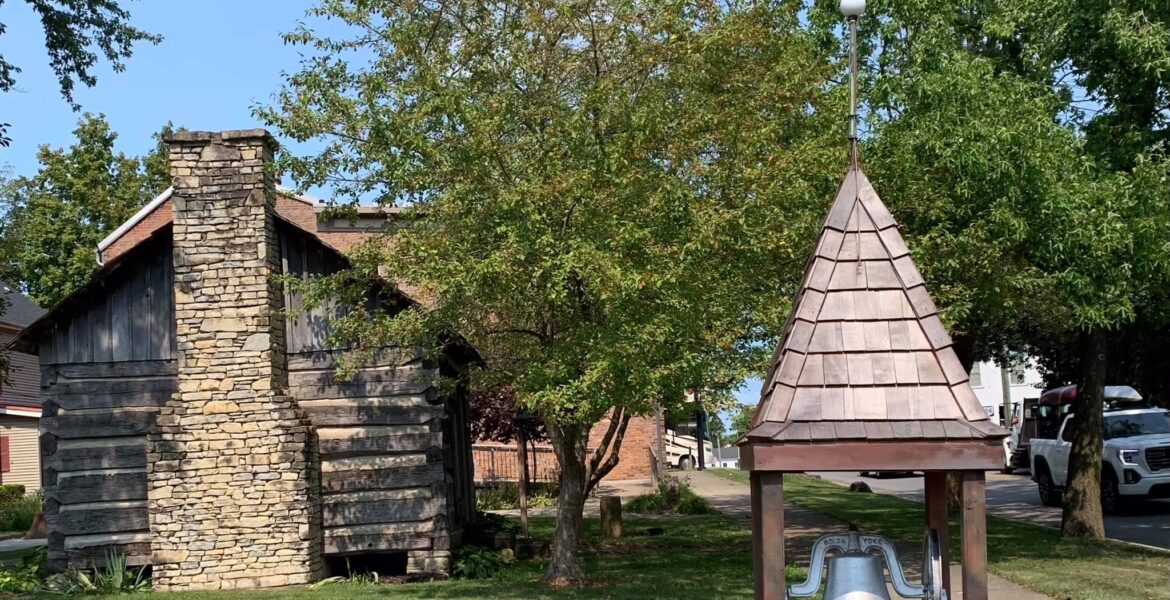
{"left": 0, "top": 538, "right": 45, "bottom": 566}
{"left": 682, "top": 470, "right": 1050, "bottom": 600}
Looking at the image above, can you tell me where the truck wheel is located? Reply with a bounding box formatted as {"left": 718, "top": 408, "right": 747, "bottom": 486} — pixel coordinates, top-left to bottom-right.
{"left": 1035, "top": 464, "right": 1061, "bottom": 507}
{"left": 1101, "top": 472, "right": 1125, "bottom": 515}
{"left": 678, "top": 456, "right": 693, "bottom": 471}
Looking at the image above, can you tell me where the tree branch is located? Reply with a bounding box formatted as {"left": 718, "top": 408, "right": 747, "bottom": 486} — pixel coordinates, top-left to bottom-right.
{"left": 585, "top": 409, "right": 631, "bottom": 496}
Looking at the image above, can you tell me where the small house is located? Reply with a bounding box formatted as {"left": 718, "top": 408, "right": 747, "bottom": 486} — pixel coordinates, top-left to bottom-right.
{"left": 0, "top": 282, "right": 46, "bottom": 490}
{"left": 10, "top": 130, "right": 478, "bottom": 591}
{"left": 712, "top": 446, "right": 739, "bottom": 469}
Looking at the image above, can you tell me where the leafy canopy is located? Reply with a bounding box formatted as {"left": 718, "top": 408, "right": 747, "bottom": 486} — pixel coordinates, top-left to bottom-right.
{"left": 261, "top": 0, "right": 842, "bottom": 426}
{"left": 0, "top": 114, "right": 171, "bottom": 306}
{"left": 0, "top": 0, "right": 160, "bottom": 145}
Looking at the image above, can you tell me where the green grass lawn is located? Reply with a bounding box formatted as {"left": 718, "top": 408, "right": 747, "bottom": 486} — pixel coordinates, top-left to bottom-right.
{"left": 709, "top": 468, "right": 1170, "bottom": 600}
{"left": 37, "top": 516, "right": 802, "bottom": 600}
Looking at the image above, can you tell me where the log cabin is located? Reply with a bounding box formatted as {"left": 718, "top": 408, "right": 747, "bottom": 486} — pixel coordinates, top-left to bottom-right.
{"left": 9, "top": 130, "right": 478, "bottom": 590}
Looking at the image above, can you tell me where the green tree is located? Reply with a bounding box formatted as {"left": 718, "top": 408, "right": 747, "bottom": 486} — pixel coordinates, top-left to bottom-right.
{"left": 729, "top": 403, "right": 755, "bottom": 442}
{"left": 0, "top": 0, "right": 160, "bottom": 145}
{"left": 707, "top": 412, "right": 727, "bottom": 444}
{"left": 1055, "top": 0, "right": 1169, "bottom": 171}
{"left": 0, "top": 115, "right": 171, "bottom": 306}
{"left": 262, "top": 0, "right": 838, "bottom": 583}
{"left": 1038, "top": 156, "right": 1170, "bottom": 538}
{"left": 1040, "top": 0, "right": 1170, "bottom": 538}
{"left": 812, "top": 0, "right": 1170, "bottom": 539}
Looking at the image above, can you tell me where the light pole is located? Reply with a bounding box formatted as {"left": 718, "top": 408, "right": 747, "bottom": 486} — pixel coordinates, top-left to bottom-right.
{"left": 841, "top": 0, "right": 865, "bottom": 168}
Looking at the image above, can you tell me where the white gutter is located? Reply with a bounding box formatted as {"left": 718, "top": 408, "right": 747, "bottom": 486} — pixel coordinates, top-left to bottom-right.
{"left": 95, "top": 187, "right": 174, "bottom": 266}
{"left": 0, "top": 406, "right": 42, "bottom": 418}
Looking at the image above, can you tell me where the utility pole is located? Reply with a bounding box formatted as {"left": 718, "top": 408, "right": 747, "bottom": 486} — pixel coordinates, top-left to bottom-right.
{"left": 695, "top": 389, "right": 706, "bottom": 471}
{"left": 999, "top": 361, "right": 1014, "bottom": 427}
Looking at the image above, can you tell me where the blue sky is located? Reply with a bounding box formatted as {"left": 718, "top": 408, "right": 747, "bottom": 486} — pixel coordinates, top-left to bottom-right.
{"left": 1, "top": 0, "right": 765, "bottom": 412}
{"left": 733, "top": 378, "right": 761, "bottom": 407}
{"left": 0, "top": 0, "right": 322, "bottom": 178}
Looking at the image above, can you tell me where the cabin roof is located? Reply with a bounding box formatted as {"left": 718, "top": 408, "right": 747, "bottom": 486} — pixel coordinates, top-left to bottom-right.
{"left": 745, "top": 168, "right": 1008, "bottom": 445}
{"left": 7, "top": 226, "right": 175, "bottom": 354}
{"left": 0, "top": 281, "right": 45, "bottom": 328}
{"left": 96, "top": 185, "right": 405, "bottom": 263}
{"left": 8, "top": 218, "right": 360, "bottom": 354}
{"left": 8, "top": 215, "right": 481, "bottom": 366}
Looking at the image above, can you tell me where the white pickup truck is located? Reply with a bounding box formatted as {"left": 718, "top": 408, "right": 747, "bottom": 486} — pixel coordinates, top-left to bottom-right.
{"left": 1030, "top": 406, "right": 1170, "bottom": 513}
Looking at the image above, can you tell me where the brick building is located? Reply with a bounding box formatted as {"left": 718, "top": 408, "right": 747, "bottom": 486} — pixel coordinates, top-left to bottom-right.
{"left": 474, "top": 413, "right": 664, "bottom": 484}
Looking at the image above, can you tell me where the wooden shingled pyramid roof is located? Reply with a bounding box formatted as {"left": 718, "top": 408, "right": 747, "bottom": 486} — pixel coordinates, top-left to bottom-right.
{"left": 747, "top": 169, "right": 1007, "bottom": 444}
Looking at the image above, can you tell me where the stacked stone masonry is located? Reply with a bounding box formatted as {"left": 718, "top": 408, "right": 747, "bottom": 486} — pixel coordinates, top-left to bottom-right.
{"left": 147, "top": 131, "right": 324, "bottom": 590}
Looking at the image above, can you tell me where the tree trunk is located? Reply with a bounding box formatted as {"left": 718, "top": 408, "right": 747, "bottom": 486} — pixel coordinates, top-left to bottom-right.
{"left": 543, "top": 421, "right": 588, "bottom": 586}
{"left": 952, "top": 331, "right": 978, "bottom": 373}
{"left": 1061, "top": 327, "right": 1107, "bottom": 539}
{"left": 945, "top": 472, "right": 962, "bottom": 509}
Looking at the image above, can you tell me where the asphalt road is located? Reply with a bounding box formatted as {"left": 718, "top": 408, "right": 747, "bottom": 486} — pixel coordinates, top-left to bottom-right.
{"left": 813, "top": 470, "right": 1170, "bottom": 550}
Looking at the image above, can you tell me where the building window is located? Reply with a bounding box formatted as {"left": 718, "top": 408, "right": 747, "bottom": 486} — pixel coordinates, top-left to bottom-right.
{"left": 970, "top": 362, "right": 983, "bottom": 388}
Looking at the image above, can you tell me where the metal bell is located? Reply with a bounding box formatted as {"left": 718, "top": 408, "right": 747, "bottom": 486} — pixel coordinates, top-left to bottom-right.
{"left": 822, "top": 554, "right": 891, "bottom": 600}
{"left": 787, "top": 530, "right": 947, "bottom": 600}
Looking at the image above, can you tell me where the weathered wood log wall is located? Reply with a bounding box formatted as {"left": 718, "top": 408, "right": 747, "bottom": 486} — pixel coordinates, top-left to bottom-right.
{"left": 35, "top": 224, "right": 475, "bottom": 576}
{"left": 40, "top": 360, "right": 177, "bottom": 569}
{"left": 281, "top": 222, "right": 475, "bottom": 572}
{"left": 38, "top": 248, "right": 177, "bottom": 570}
{"left": 288, "top": 350, "right": 460, "bottom": 572}
{"left": 281, "top": 224, "right": 347, "bottom": 354}
{"left": 38, "top": 251, "right": 175, "bottom": 365}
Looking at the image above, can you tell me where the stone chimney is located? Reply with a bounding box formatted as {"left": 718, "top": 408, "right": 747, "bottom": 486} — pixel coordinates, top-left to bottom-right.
{"left": 146, "top": 130, "right": 323, "bottom": 590}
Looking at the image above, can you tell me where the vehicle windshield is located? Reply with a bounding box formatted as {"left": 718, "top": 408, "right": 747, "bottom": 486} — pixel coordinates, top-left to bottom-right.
{"left": 1104, "top": 412, "right": 1170, "bottom": 440}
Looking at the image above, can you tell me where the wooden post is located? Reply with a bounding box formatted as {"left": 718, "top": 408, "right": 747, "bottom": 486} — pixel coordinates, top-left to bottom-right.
{"left": 924, "top": 471, "right": 951, "bottom": 596}
{"left": 517, "top": 429, "right": 529, "bottom": 538}
{"left": 600, "top": 496, "right": 622, "bottom": 539}
{"left": 751, "top": 471, "right": 785, "bottom": 600}
{"left": 961, "top": 471, "right": 988, "bottom": 600}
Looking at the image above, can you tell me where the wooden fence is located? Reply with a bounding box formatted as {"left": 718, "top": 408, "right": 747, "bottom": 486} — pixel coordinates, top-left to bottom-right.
{"left": 472, "top": 443, "right": 560, "bottom": 484}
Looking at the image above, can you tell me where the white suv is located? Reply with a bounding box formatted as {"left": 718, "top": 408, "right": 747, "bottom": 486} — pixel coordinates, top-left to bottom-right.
{"left": 1030, "top": 407, "right": 1170, "bottom": 513}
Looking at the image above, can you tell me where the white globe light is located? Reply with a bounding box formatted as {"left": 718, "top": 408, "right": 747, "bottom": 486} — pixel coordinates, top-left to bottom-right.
{"left": 840, "top": 0, "right": 866, "bottom": 17}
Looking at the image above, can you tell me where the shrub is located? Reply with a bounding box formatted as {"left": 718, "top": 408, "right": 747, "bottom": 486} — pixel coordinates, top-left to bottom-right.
{"left": 623, "top": 491, "right": 670, "bottom": 513}
{"left": 0, "top": 493, "right": 41, "bottom": 532}
{"left": 452, "top": 546, "right": 507, "bottom": 579}
{"left": 0, "top": 546, "right": 46, "bottom": 593}
{"left": 624, "top": 478, "right": 715, "bottom": 515}
{"left": 475, "top": 483, "right": 558, "bottom": 511}
{"left": 42, "top": 551, "right": 149, "bottom": 595}
{"left": 466, "top": 511, "right": 521, "bottom": 536}
{"left": 0, "top": 485, "right": 26, "bottom": 507}
{"left": 308, "top": 571, "right": 380, "bottom": 589}
{"left": 676, "top": 487, "right": 716, "bottom": 515}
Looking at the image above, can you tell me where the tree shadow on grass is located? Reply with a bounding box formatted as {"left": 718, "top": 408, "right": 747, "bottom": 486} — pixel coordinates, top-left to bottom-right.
{"left": 783, "top": 474, "right": 1170, "bottom": 600}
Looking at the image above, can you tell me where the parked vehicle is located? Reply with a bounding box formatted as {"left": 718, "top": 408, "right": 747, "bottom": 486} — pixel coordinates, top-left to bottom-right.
{"left": 1001, "top": 399, "right": 1033, "bottom": 474}
{"left": 1029, "top": 385, "right": 1170, "bottom": 513}
{"left": 663, "top": 427, "right": 713, "bottom": 470}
